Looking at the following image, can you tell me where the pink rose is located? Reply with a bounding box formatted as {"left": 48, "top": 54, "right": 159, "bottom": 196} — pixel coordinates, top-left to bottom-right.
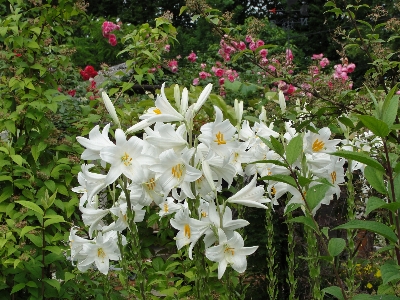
{"left": 320, "top": 57, "right": 329, "bottom": 68}
{"left": 193, "top": 78, "right": 200, "bottom": 86}
{"left": 187, "top": 52, "right": 197, "bottom": 62}
{"left": 347, "top": 63, "right": 356, "bottom": 73}
{"left": 214, "top": 68, "right": 224, "bottom": 77}
{"left": 311, "top": 53, "right": 323, "bottom": 60}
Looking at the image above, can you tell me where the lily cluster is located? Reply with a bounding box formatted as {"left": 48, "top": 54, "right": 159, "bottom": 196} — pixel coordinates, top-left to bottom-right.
{"left": 68, "top": 84, "right": 364, "bottom": 279}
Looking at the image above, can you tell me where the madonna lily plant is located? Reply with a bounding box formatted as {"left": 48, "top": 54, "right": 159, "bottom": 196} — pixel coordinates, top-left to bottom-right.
{"left": 69, "top": 82, "right": 359, "bottom": 299}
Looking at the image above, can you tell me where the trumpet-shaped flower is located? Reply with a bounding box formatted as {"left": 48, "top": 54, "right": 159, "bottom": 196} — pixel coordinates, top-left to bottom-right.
{"left": 198, "top": 106, "right": 238, "bottom": 158}
{"left": 100, "top": 129, "right": 153, "bottom": 185}
{"left": 150, "top": 148, "right": 202, "bottom": 197}
{"left": 170, "top": 208, "right": 209, "bottom": 258}
{"left": 205, "top": 229, "right": 258, "bottom": 279}
{"left": 76, "top": 231, "right": 124, "bottom": 275}
{"left": 158, "top": 197, "right": 184, "bottom": 218}
{"left": 145, "top": 123, "right": 187, "bottom": 152}
{"left": 304, "top": 127, "right": 340, "bottom": 155}
{"left": 102, "top": 92, "right": 121, "bottom": 128}
{"left": 227, "top": 176, "right": 270, "bottom": 209}
{"left": 77, "top": 124, "right": 114, "bottom": 161}
{"left": 73, "top": 164, "right": 107, "bottom": 207}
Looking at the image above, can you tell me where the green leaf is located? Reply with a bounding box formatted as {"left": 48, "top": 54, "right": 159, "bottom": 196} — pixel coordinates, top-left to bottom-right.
{"left": 364, "top": 166, "right": 387, "bottom": 194}
{"left": 381, "top": 261, "right": 400, "bottom": 285}
{"left": 44, "top": 215, "right": 65, "bottom": 227}
{"left": 357, "top": 115, "right": 390, "bottom": 138}
{"left": 259, "top": 174, "right": 297, "bottom": 187}
{"left": 330, "top": 150, "right": 384, "bottom": 172}
{"left": 284, "top": 203, "right": 302, "bottom": 215}
{"left": 152, "top": 257, "right": 164, "bottom": 272}
{"left": 287, "top": 216, "right": 318, "bottom": 232}
{"left": 20, "top": 226, "right": 40, "bottom": 238}
{"left": 43, "top": 278, "right": 60, "bottom": 292}
{"left": 328, "top": 238, "right": 346, "bottom": 257}
{"left": 322, "top": 286, "right": 344, "bottom": 300}
{"left": 10, "top": 154, "right": 24, "bottom": 166}
{"left": 159, "top": 287, "right": 177, "bottom": 297}
{"left": 334, "top": 220, "right": 397, "bottom": 243}
{"left": 286, "top": 134, "right": 303, "bottom": 165}
{"left": 179, "top": 6, "right": 187, "bottom": 16}
{"left": 366, "top": 196, "right": 387, "bottom": 215}
{"left": 26, "top": 233, "right": 43, "bottom": 247}
{"left": 259, "top": 136, "right": 284, "bottom": 157}
{"left": 306, "top": 184, "right": 331, "bottom": 212}
{"left": 15, "top": 200, "right": 43, "bottom": 215}
{"left": 381, "top": 85, "right": 399, "bottom": 127}
{"left": 11, "top": 283, "right": 25, "bottom": 294}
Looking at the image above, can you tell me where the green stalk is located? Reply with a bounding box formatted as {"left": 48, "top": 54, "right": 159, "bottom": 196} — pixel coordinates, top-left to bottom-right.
{"left": 285, "top": 211, "right": 297, "bottom": 300}
{"left": 305, "top": 225, "right": 322, "bottom": 300}
{"left": 266, "top": 202, "right": 279, "bottom": 300}
{"left": 345, "top": 160, "right": 357, "bottom": 297}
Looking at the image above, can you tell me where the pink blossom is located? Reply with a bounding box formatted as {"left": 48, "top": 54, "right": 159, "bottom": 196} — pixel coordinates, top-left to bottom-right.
{"left": 57, "top": 86, "right": 62, "bottom": 92}
{"left": 287, "top": 84, "right": 296, "bottom": 95}
{"left": 249, "top": 42, "right": 257, "bottom": 51}
{"left": 288, "top": 69, "right": 293, "bottom": 74}
{"left": 200, "top": 63, "right": 207, "bottom": 69}
{"left": 311, "top": 53, "right": 323, "bottom": 60}
{"left": 256, "top": 40, "right": 265, "bottom": 48}
{"left": 164, "top": 44, "right": 170, "bottom": 52}
{"left": 102, "top": 21, "right": 120, "bottom": 38}
{"left": 108, "top": 34, "right": 117, "bottom": 46}
{"left": 396, "top": 91, "right": 400, "bottom": 95}
{"left": 168, "top": 60, "right": 178, "bottom": 73}
{"left": 219, "top": 77, "right": 225, "bottom": 85}
{"left": 347, "top": 63, "right": 356, "bottom": 73}
{"left": 310, "top": 66, "right": 319, "bottom": 76}
{"left": 320, "top": 57, "right": 329, "bottom": 68}
{"left": 148, "top": 68, "right": 157, "bottom": 73}
{"left": 259, "top": 49, "right": 268, "bottom": 58}
{"left": 260, "top": 57, "right": 268, "bottom": 66}
{"left": 193, "top": 78, "right": 200, "bottom": 86}
{"left": 188, "top": 52, "right": 197, "bottom": 62}
{"left": 286, "top": 49, "right": 293, "bottom": 61}
{"left": 68, "top": 89, "right": 76, "bottom": 97}
{"left": 228, "top": 74, "right": 235, "bottom": 82}
{"left": 214, "top": 68, "right": 224, "bottom": 77}
{"left": 268, "top": 65, "right": 276, "bottom": 72}
{"left": 199, "top": 71, "right": 211, "bottom": 80}
{"left": 238, "top": 41, "right": 246, "bottom": 51}
{"left": 245, "top": 35, "right": 253, "bottom": 43}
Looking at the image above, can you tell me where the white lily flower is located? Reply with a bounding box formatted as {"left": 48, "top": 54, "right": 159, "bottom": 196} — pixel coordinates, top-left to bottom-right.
{"left": 145, "top": 123, "right": 187, "bottom": 152}
{"left": 205, "top": 229, "right": 257, "bottom": 279}
{"left": 80, "top": 205, "right": 109, "bottom": 238}
{"left": 77, "top": 124, "right": 114, "bottom": 162}
{"left": 170, "top": 208, "right": 209, "bottom": 259}
{"left": 227, "top": 176, "right": 270, "bottom": 209}
{"left": 150, "top": 148, "right": 202, "bottom": 197}
{"left": 304, "top": 127, "right": 341, "bottom": 154}
{"left": 193, "top": 83, "right": 213, "bottom": 114}
{"left": 128, "top": 168, "right": 166, "bottom": 205}
{"left": 100, "top": 129, "right": 153, "bottom": 185}
{"left": 158, "top": 197, "right": 184, "bottom": 218}
{"left": 203, "top": 200, "right": 250, "bottom": 248}
{"left": 278, "top": 90, "right": 286, "bottom": 113}
{"left": 198, "top": 106, "right": 238, "bottom": 158}
{"left": 102, "top": 92, "right": 121, "bottom": 128}
{"left": 234, "top": 99, "right": 243, "bottom": 125}
{"left": 77, "top": 231, "right": 124, "bottom": 275}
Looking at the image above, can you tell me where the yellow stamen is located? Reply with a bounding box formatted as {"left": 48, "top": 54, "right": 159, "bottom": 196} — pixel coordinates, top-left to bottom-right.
{"left": 145, "top": 178, "right": 156, "bottom": 190}
{"left": 97, "top": 248, "right": 106, "bottom": 262}
{"left": 271, "top": 186, "right": 276, "bottom": 195}
{"left": 172, "top": 164, "right": 184, "bottom": 179}
{"left": 224, "top": 246, "right": 235, "bottom": 256}
{"left": 214, "top": 131, "right": 227, "bottom": 145}
{"left": 201, "top": 211, "right": 207, "bottom": 218}
{"left": 312, "top": 139, "right": 325, "bottom": 152}
{"left": 331, "top": 171, "right": 337, "bottom": 184}
{"left": 196, "top": 175, "right": 204, "bottom": 184}
{"left": 184, "top": 224, "right": 191, "bottom": 239}
{"left": 121, "top": 152, "right": 133, "bottom": 166}
{"left": 153, "top": 108, "right": 162, "bottom": 114}
{"left": 163, "top": 203, "right": 168, "bottom": 213}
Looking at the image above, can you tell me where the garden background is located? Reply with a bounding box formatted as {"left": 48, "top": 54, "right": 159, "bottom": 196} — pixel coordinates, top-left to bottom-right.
{"left": 1, "top": 0, "right": 400, "bottom": 299}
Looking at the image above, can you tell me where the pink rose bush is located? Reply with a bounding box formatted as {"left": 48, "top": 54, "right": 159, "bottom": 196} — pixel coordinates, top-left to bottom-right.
{"left": 102, "top": 21, "right": 121, "bottom": 46}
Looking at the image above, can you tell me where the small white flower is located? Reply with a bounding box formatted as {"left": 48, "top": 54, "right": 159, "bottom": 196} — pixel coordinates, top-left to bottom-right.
{"left": 205, "top": 229, "right": 257, "bottom": 279}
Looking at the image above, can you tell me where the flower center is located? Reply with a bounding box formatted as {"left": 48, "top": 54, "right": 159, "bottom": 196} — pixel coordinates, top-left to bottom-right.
{"left": 163, "top": 203, "right": 168, "bottom": 213}
{"left": 331, "top": 171, "right": 337, "bottom": 184}
{"left": 271, "top": 186, "right": 276, "bottom": 195}
{"left": 184, "top": 224, "right": 191, "bottom": 239}
{"left": 312, "top": 139, "right": 325, "bottom": 152}
{"left": 201, "top": 211, "right": 207, "bottom": 218}
{"left": 214, "top": 131, "right": 227, "bottom": 145}
{"left": 172, "top": 164, "right": 184, "bottom": 179}
{"left": 144, "top": 177, "right": 156, "bottom": 190}
{"left": 97, "top": 248, "right": 106, "bottom": 261}
{"left": 224, "top": 245, "right": 235, "bottom": 256}
{"left": 121, "top": 152, "right": 133, "bottom": 166}
{"left": 153, "top": 108, "right": 162, "bottom": 114}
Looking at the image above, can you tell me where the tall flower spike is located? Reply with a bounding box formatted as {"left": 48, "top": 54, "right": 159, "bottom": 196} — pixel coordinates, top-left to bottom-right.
{"left": 102, "top": 92, "right": 121, "bottom": 128}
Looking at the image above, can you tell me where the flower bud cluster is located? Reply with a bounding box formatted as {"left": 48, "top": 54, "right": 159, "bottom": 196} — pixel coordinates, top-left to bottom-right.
{"left": 102, "top": 21, "right": 121, "bottom": 46}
